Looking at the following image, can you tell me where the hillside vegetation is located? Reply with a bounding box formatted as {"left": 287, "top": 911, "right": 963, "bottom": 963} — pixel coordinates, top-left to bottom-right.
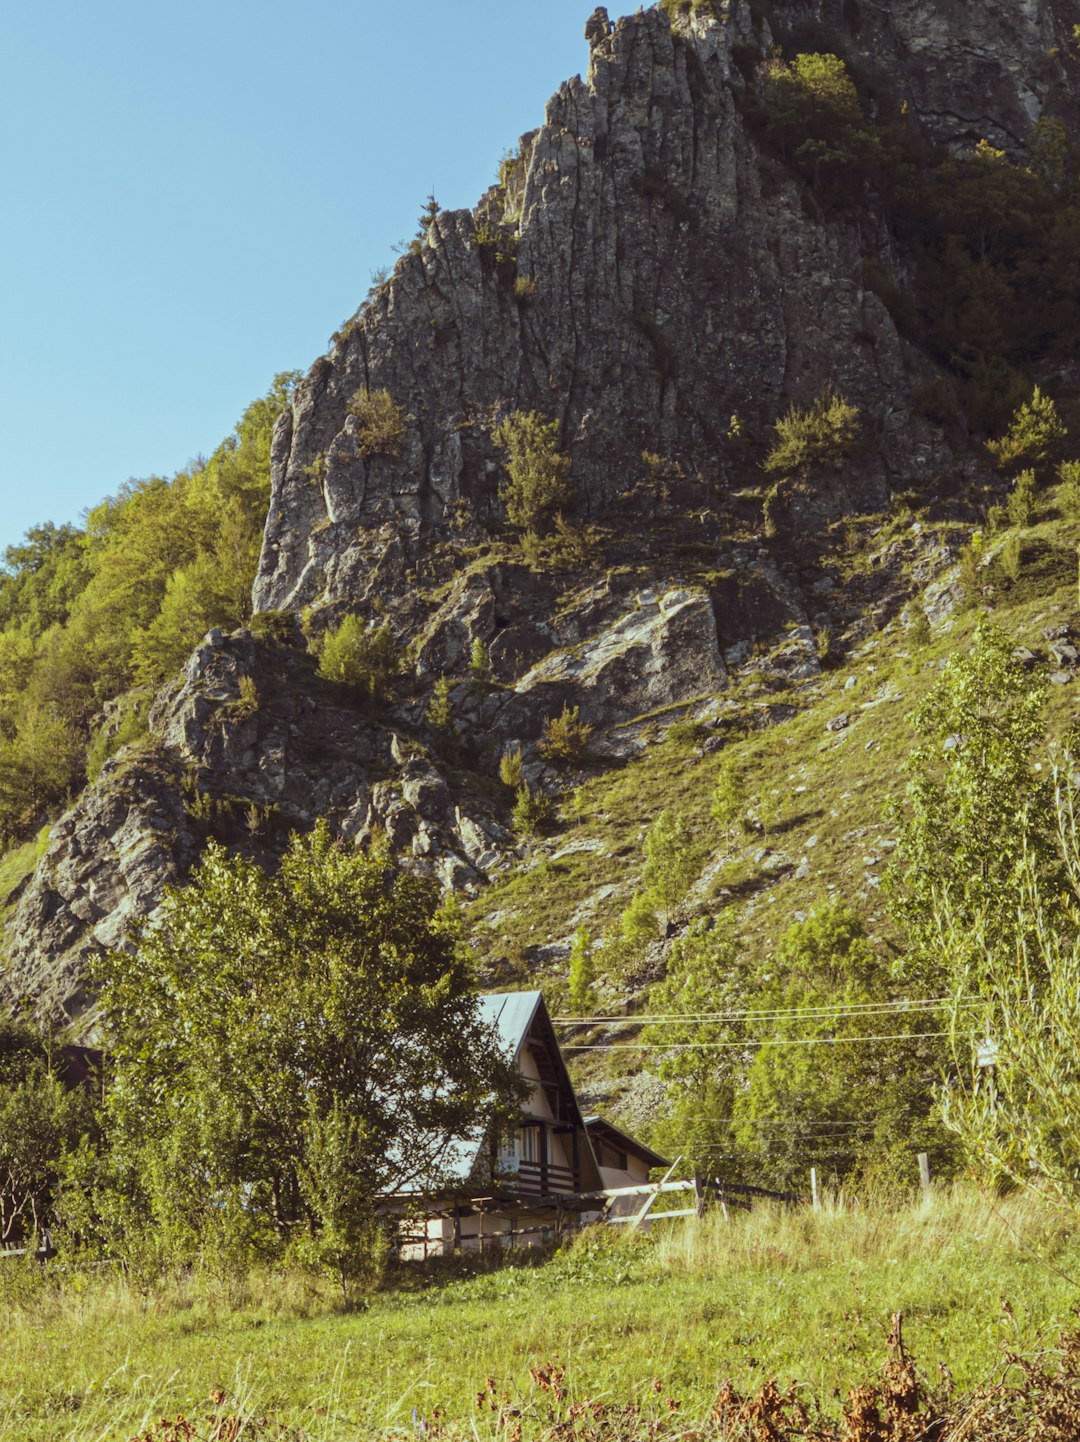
{"left": 2, "top": 1191, "right": 1079, "bottom": 1441}
{"left": 0, "top": 373, "right": 296, "bottom": 849}
{"left": 4, "top": 1, "right": 1080, "bottom": 1380}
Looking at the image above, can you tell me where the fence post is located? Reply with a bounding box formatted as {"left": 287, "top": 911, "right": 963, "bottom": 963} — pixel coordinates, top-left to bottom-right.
{"left": 694, "top": 1170, "right": 705, "bottom": 1219}
{"left": 810, "top": 1167, "right": 820, "bottom": 1212}
{"left": 918, "top": 1153, "right": 932, "bottom": 1193}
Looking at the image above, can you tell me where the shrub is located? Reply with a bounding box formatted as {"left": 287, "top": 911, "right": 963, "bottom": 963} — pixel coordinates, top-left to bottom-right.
{"left": 711, "top": 757, "right": 750, "bottom": 839}
{"left": 1001, "top": 533, "right": 1023, "bottom": 582}
{"left": 347, "top": 387, "right": 406, "bottom": 461}
{"left": 228, "top": 675, "right": 260, "bottom": 721}
{"left": 567, "top": 926, "right": 596, "bottom": 1014}
{"left": 499, "top": 747, "right": 524, "bottom": 789}
{"left": 987, "top": 386, "right": 1066, "bottom": 471}
{"left": 539, "top": 703, "right": 592, "bottom": 766}
{"left": 316, "top": 616, "right": 398, "bottom": 703}
{"left": 660, "top": 0, "right": 715, "bottom": 21}
{"left": 764, "top": 385, "right": 862, "bottom": 476}
{"left": 469, "top": 638, "right": 489, "bottom": 680}
{"left": 908, "top": 609, "right": 932, "bottom": 648}
{"left": 512, "top": 783, "right": 554, "bottom": 837}
{"left": 249, "top": 610, "right": 298, "bottom": 646}
{"left": 424, "top": 676, "right": 454, "bottom": 736}
{"left": 492, "top": 410, "right": 571, "bottom": 533}
{"left": 1058, "top": 459, "right": 1080, "bottom": 517}
{"left": 1006, "top": 468, "right": 1038, "bottom": 527}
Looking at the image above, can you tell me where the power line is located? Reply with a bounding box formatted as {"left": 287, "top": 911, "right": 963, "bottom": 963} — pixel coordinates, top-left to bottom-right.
{"left": 553, "top": 998, "right": 979, "bottom": 1026}
{"left": 563, "top": 1030, "right": 951, "bottom": 1051}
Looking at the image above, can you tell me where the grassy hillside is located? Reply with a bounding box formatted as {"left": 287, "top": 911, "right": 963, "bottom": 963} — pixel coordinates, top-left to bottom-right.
{"left": 3, "top": 1191, "right": 1077, "bottom": 1441}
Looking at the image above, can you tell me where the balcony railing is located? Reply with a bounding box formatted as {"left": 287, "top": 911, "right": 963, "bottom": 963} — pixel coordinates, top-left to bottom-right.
{"left": 515, "top": 1159, "right": 577, "bottom": 1195}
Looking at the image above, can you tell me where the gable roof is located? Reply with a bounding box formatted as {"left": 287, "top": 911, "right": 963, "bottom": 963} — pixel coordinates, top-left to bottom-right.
{"left": 584, "top": 1116, "right": 670, "bottom": 1171}
{"left": 477, "top": 989, "right": 545, "bottom": 1061}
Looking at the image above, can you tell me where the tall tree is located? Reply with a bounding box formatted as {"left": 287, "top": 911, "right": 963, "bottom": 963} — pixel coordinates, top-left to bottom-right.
{"left": 91, "top": 823, "right": 522, "bottom": 1295}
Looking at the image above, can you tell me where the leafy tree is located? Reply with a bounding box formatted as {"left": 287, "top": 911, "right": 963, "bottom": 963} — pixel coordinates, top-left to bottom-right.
{"left": 887, "top": 618, "right": 1050, "bottom": 990}
{"left": 567, "top": 926, "right": 596, "bottom": 1014}
{"left": 317, "top": 616, "right": 398, "bottom": 703}
{"left": 643, "top": 920, "right": 749, "bottom": 1173}
{"left": 939, "top": 762, "right": 1080, "bottom": 1213}
{"left": 493, "top": 410, "right": 572, "bottom": 534}
{"left": 642, "top": 810, "right": 698, "bottom": 911}
{"left": 499, "top": 746, "right": 524, "bottom": 789}
{"left": 91, "top": 823, "right": 523, "bottom": 1292}
{"left": 731, "top": 903, "right": 952, "bottom": 1193}
{"left": 511, "top": 782, "right": 554, "bottom": 837}
{"left": 710, "top": 756, "right": 750, "bottom": 839}
{"left": 1006, "top": 468, "right": 1038, "bottom": 527}
{"left": 0, "top": 1021, "right": 93, "bottom": 1246}
{"left": 469, "top": 638, "right": 489, "bottom": 680}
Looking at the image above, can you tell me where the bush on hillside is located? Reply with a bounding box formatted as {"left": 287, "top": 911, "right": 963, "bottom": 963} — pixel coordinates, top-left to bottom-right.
{"left": 539, "top": 704, "right": 592, "bottom": 766}
{"left": 764, "top": 385, "right": 862, "bottom": 476}
{"left": 492, "top": 410, "right": 572, "bottom": 534}
{"left": 347, "top": 387, "right": 406, "bottom": 460}
{"left": 316, "top": 616, "right": 398, "bottom": 703}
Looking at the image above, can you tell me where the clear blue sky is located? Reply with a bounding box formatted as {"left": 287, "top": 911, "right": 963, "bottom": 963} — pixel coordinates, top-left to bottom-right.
{"left": 0, "top": 0, "right": 592, "bottom": 555}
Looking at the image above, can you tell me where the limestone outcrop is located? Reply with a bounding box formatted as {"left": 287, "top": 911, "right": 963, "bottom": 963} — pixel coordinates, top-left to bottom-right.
{"left": 3, "top": 0, "right": 1075, "bottom": 1031}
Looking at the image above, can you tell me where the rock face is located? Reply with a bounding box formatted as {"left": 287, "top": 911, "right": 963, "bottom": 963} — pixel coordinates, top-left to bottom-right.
{"left": 767, "top": 0, "right": 1078, "bottom": 153}
{"left": 2, "top": 0, "right": 1075, "bottom": 1031}
{"left": 254, "top": 0, "right": 1073, "bottom": 620}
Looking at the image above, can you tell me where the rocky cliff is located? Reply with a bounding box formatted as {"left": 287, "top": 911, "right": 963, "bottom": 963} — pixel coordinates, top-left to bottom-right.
{"left": 3, "top": 0, "right": 1076, "bottom": 1032}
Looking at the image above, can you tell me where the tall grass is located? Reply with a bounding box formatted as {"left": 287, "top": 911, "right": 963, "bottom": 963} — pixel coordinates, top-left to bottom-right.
{"left": 2, "top": 1188, "right": 1078, "bottom": 1440}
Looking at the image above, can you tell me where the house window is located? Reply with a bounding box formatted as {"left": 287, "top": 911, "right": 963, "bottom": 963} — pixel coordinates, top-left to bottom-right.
{"left": 518, "top": 1125, "right": 542, "bottom": 1163}
{"left": 605, "top": 1144, "right": 627, "bottom": 1170}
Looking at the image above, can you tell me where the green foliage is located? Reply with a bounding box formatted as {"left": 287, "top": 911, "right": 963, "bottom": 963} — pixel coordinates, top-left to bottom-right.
{"left": 499, "top": 747, "right": 524, "bottom": 790}
{"left": 425, "top": 675, "right": 453, "bottom": 732}
{"left": 469, "top": 638, "right": 489, "bottom": 680}
{"left": 1057, "top": 459, "right": 1080, "bottom": 518}
{"left": 642, "top": 809, "right": 698, "bottom": 911}
{"left": 907, "top": 609, "right": 932, "bottom": 652}
{"left": 757, "top": 52, "right": 893, "bottom": 210}
{"left": 659, "top": 0, "right": 715, "bottom": 22}
{"left": 0, "top": 1020, "right": 93, "bottom": 1246}
{"left": 316, "top": 616, "right": 398, "bottom": 703}
{"left": 347, "top": 387, "right": 406, "bottom": 460}
{"left": 85, "top": 693, "right": 150, "bottom": 783}
{"left": 249, "top": 610, "right": 299, "bottom": 647}
{"left": 940, "top": 766, "right": 1080, "bottom": 1213}
{"left": 567, "top": 926, "right": 596, "bottom": 1014}
{"left": 492, "top": 411, "right": 572, "bottom": 534}
{"left": 710, "top": 756, "right": 750, "bottom": 839}
{"left": 763, "top": 385, "right": 862, "bottom": 477}
{"left": 731, "top": 904, "right": 954, "bottom": 1192}
{"left": 887, "top": 617, "right": 1050, "bottom": 990}
{"left": 89, "top": 823, "right": 523, "bottom": 1279}
{"left": 0, "top": 373, "right": 298, "bottom": 843}
{"left": 1006, "top": 468, "right": 1039, "bottom": 527}
{"left": 538, "top": 704, "right": 592, "bottom": 766}
{"left": 643, "top": 921, "right": 747, "bottom": 1169}
{"left": 511, "top": 783, "right": 554, "bottom": 837}
{"left": 646, "top": 905, "right": 956, "bottom": 1191}
{"left": 987, "top": 388, "right": 1066, "bottom": 473}
{"left": 425, "top": 677, "right": 457, "bottom": 760}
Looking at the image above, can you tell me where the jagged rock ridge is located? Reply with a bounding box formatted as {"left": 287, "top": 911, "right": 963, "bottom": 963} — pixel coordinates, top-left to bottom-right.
{"left": 3, "top": 0, "right": 1075, "bottom": 1031}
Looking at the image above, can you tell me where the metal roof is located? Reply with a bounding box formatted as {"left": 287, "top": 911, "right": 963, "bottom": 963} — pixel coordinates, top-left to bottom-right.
{"left": 477, "top": 990, "right": 544, "bottom": 1063}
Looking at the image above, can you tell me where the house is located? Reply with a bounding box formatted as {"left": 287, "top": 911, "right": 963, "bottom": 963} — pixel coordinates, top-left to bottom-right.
{"left": 390, "top": 990, "right": 668, "bottom": 1257}
{"left": 584, "top": 1116, "right": 669, "bottom": 1190}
